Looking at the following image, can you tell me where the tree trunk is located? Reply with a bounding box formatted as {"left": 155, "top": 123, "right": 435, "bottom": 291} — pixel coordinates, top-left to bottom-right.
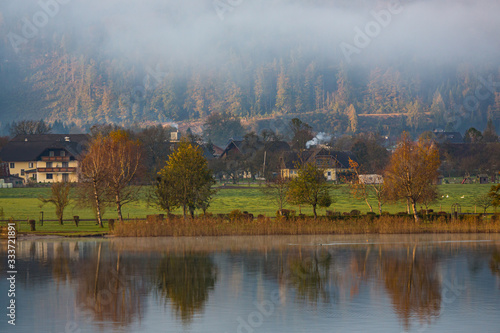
{"left": 93, "top": 181, "right": 103, "bottom": 228}
{"left": 183, "top": 204, "right": 187, "bottom": 219}
{"left": 411, "top": 200, "right": 419, "bottom": 222}
{"left": 378, "top": 201, "right": 382, "bottom": 215}
{"left": 116, "top": 193, "right": 123, "bottom": 223}
{"left": 313, "top": 204, "right": 317, "bottom": 219}
{"left": 406, "top": 198, "right": 411, "bottom": 214}
{"left": 365, "top": 198, "right": 373, "bottom": 212}
{"left": 58, "top": 214, "right": 63, "bottom": 225}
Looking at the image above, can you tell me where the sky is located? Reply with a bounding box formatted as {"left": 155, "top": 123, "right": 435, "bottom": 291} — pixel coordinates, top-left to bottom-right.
{"left": 1, "top": 0, "right": 500, "bottom": 69}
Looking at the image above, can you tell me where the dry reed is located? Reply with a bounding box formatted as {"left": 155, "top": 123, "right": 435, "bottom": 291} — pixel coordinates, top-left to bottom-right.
{"left": 111, "top": 215, "right": 500, "bottom": 237}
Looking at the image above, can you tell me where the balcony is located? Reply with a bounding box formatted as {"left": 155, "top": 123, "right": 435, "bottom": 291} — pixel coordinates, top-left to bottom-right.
{"left": 37, "top": 167, "right": 77, "bottom": 173}
{"left": 41, "top": 156, "right": 70, "bottom": 162}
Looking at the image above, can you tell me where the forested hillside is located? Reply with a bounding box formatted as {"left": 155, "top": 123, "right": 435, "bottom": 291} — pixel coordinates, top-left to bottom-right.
{"left": 0, "top": 0, "right": 499, "bottom": 135}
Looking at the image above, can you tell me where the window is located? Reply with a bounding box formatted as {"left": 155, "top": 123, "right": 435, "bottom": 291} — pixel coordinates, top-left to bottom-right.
{"left": 46, "top": 162, "right": 53, "bottom": 168}
{"left": 9, "top": 162, "right": 15, "bottom": 169}
{"left": 62, "top": 162, "right": 69, "bottom": 168}
{"left": 29, "top": 162, "right": 34, "bottom": 168}
{"left": 61, "top": 151, "right": 66, "bottom": 157}
{"left": 21, "top": 169, "right": 25, "bottom": 176}
{"left": 62, "top": 174, "right": 69, "bottom": 182}
{"left": 46, "top": 174, "right": 53, "bottom": 180}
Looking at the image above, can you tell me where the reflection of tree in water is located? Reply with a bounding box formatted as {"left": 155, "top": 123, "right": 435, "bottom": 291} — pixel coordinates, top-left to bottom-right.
{"left": 52, "top": 243, "right": 72, "bottom": 282}
{"left": 491, "top": 249, "right": 500, "bottom": 278}
{"left": 382, "top": 246, "right": 441, "bottom": 329}
{"left": 156, "top": 253, "right": 217, "bottom": 323}
{"left": 287, "top": 250, "right": 334, "bottom": 303}
{"left": 75, "top": 244, "right": 148, "bottom": 328}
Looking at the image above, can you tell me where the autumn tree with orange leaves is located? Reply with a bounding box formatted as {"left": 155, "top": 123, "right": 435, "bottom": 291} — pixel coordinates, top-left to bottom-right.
{"left": 107, "top": 130, "right": 143, "bottom": 222}
{"left": 383, "top": 132, "right": 440, "bottom": 221}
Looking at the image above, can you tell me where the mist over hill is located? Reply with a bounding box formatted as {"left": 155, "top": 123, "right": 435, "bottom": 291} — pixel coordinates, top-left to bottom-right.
{"left": 0, "top": 0, "right": 499, "bottom": 135}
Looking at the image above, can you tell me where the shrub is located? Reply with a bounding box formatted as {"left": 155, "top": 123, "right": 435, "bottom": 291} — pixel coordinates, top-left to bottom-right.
{"left": 276, "top": 209, "right": 296, "bottom": 219}
{"left": 229, "top": 209, "right": 243, "bottom": 221}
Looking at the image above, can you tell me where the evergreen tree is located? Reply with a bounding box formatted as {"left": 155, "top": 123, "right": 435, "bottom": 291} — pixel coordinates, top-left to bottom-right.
{"left": 430, "top": 90, "right": 446, "bottom": 128}
{"left": 483, "top": 118, "right": 499, "bottom": 142}
{"left": 347, "top": 104, "right": 358, "bottom": 133}
{"left": 275, "top": 65, "right": 292, "bottom": 114}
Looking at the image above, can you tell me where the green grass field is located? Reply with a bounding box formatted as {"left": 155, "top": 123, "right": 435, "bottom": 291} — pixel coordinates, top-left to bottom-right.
{"left": 0, "top": 183, "right": 496, "bottom": 227}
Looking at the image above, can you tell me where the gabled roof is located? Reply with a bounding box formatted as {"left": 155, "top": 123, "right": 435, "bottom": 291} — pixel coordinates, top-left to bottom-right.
{"left": 0, "top": 135, "right": 88, "bottom": 162}
{"left": 280, "top": 148, "right": 358, "bottom": 169}
{"left": 313, "top": 148, "right": 358, "bottom": 169}
{"left": 212, "top": 145, "right": 224, "bottom": 156}
{"left": 263, "top": 140, "right": 291, "bottom": 153}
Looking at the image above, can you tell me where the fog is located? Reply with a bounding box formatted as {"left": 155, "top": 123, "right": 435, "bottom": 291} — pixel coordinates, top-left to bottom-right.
{"left": 2, "top": 0, "right": 500, "bottom": 69}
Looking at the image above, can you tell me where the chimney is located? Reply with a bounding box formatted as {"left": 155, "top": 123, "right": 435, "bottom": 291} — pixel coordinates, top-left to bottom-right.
{"left": 170, "top": 131, "right": 180, "bottom": 142}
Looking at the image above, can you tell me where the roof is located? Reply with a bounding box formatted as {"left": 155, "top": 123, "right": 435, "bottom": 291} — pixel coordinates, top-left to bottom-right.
{"left": 433, "top": 132, "right": 463, "bottom": 144}
{"left": 280, "top": 148, "right": 358, "bottom": 169}
{"left": 212, "top": 145, "right": 224, "bottom": 156}
{"left": 10, "top": 134, "right": 89, "bottom": 144}
{"left": 220, "top": 138, "right": 290, "bottom": 159}
{"left": 0, "top": 135, "right": 88, "bottom": 162}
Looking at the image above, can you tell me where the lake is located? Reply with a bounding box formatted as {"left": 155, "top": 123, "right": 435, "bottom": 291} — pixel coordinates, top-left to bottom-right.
{"left": 1, "top": 234, "right": 500, "bottom": 333}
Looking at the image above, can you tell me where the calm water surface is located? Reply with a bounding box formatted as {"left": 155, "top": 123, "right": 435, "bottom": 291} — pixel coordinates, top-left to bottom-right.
{"left": 1, "top": 234, "right": 500, "bottom": 333}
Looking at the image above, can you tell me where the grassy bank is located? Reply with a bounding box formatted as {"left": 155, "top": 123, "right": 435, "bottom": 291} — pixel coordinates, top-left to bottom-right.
{"left": 0, "top": 183, "right": 496, "bottom": 223}
{"left": 111, "top": 215, "right": 500, "bottom": 237}
{"left": 0, "top": 218, "right": 110, "bottom": 237}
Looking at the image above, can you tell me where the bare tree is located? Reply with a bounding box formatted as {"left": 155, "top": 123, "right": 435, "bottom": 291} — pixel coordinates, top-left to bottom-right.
{"left": 473, "top": 193, "right": 493, "bottom": 213}
{"left": 39, "top": 182, "right": 71, "bottom": 225}
{"left": 78, "top": 135, "right": 110, "bottom": 227}
{"left": 10, "top": 120, "right": 51, "bottom": 137}
{"left": 261, "top": 176, "right": 290, "bottom": 212}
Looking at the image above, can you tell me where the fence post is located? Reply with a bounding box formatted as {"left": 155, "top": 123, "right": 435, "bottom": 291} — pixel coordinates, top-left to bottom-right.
{"left": 29, "top": 220, "right": 36, "bottom": 231}
{"left": 108, "top": 219, "right": 115, "bottom": 231}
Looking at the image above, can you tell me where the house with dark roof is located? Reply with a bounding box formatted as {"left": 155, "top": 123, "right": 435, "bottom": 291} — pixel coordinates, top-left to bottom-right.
{"left": 0, "top": 134, "right": 88, "bottom": 184}
{"left": 433, "top": 131, "right": 463, "bottom": 144}
{"left": 219, "top": 138, "right": 245, "bottom": 159}
{"left": 220, "top": 138, "right": 291, "bottom": 160}
{"left": 280, "top": 148, "right": 358, "bottom": 181}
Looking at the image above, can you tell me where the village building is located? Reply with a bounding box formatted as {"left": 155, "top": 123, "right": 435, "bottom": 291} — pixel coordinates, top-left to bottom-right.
{"left": 0, "top": 134, "right": 88, "bottom": 184}
{"left": 280, "top": 148, "right": 358, "bottom": 181}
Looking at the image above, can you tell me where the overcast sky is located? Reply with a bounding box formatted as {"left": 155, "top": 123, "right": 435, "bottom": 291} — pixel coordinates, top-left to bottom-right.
{"left": 1, "top": 0, "right": 499, "bottom": 68}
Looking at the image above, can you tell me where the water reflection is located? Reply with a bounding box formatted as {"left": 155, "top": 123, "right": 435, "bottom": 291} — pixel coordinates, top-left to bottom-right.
{"left": 155, "top": 253, "right": 217, "bottom": 322}
{"left": 287, "top": 250, "right": 334, "bottom": 303}
{"left": 491, "top": 249, "right": 500, "bottom": 276}
{"left": 74, "top": 243, "right": 149, "bottom": 327}
{"left": 3, "top": 235, "right": 500, "bottom": 333}
{"left": 381, "top": 247, "right": 441, "bottom": 329}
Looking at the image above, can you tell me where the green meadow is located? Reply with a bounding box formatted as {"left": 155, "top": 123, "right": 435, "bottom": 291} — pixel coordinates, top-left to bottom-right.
{"left": 0, "top": 183, "right": 495, "bottom": 225}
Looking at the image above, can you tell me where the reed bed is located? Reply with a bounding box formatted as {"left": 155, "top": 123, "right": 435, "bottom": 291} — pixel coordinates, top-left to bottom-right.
{"left": 111, "top": 215, "right": 500, "bottom": 237}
